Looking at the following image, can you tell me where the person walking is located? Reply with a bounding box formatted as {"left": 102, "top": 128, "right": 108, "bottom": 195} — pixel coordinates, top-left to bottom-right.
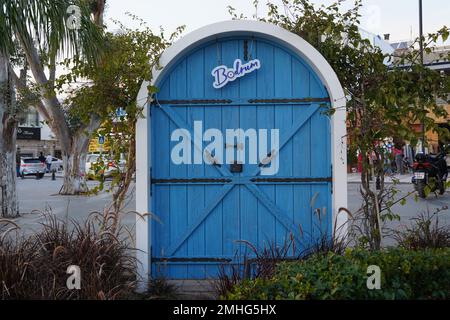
{"left": 393, "top": 144, "right": 404, "bottom": 175}
{"left": 38, "top": 152, "right": 46, "bottom": 164}
{"left": 403, "top": 143, "right": 414, "bottom": 173}
{"left": 16, "top": 147, "right": 21, "bottom": 177}
{"left": 45, "top": 154, "right": 53, "bottom": 173}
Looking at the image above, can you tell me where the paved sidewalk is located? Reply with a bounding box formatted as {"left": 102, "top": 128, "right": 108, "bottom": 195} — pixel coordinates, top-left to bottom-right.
{"left": 348, "top": 173, "right": 413, "bottom": 184}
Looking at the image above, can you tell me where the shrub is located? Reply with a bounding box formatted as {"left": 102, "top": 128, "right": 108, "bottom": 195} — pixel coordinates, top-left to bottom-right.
{"left": 224, "top": 248, "right": 450, "bottom": 300}
{"left": 0, "top": 213, "right": 137, "bottom": 300}
{"left": 215, "top": 208, "right": 351, "bottom": 297}
{"left": 392, "top": 207, "right": 450, "bottom": 249}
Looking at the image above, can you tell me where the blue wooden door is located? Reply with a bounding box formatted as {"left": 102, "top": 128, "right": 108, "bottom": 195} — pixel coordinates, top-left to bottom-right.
{"left": 151, "top": 37, "right": 331, "bottom": 279}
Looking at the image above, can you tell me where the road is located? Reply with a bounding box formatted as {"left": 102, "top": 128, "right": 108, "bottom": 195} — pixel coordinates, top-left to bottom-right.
{"left": 5, "top": 176, "right": 450, "bottom": 241}
{"left": 9, "top": 176, "right": 135, "bottom": 237}
{"left": 348, "top": 181, "right": 449, "bottom": 246}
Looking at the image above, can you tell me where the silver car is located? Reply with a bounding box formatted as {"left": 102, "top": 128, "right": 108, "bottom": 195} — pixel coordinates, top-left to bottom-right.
{"left": 20, "top": 158, "right": 46, "bottom": 179}
{"left": 47, "top": 157, "right": 63, "bottom": 172}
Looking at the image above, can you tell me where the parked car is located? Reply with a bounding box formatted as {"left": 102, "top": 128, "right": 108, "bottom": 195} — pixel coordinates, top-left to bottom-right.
{"left": 20, "top": 158, "right": 46, "bottom": 179}
{"left": 85, "top": 154, "right": 126, "bottom": 179}
{"left": 85, "top": 154, "right": 100, "bottom": 178}
{"left": 444, "top": 144, "right": 450, "bottom": 168}
{"left": 47, "top": 157, "right": 63, "bottom": 172}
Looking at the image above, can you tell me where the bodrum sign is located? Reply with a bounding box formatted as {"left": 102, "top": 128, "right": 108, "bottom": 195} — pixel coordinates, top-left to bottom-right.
{"left": 135, "top": 20, "right": 347, "bottom": 286}
{"left": 212, "top": 58, "right": 261, "bottom": 89}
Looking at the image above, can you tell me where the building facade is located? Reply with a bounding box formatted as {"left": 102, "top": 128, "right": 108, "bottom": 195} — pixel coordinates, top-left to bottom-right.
{"left": 17, "top": 108, "right": 61, "bottom": 158}
{"left": 391, "top": 44, "right": 450, "bottom": 153}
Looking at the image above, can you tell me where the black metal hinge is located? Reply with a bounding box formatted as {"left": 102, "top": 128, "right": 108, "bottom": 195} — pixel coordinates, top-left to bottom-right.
{"left": 331, "top": 164, "right": 333, "bottom": 194}
{"left": 151, "top": 178, "right": 232, "bottom": 184}
{"left": 149, "top": 167, "right": 153, "bottom": 196}
{"left": 250, "top": 177, "right": 332, "bottom": 183}
{"left": 153, "top": 99, "right": 232, "bottom": 105}
{"left": 248, "top": 98, "right": 330, "bottom": 104}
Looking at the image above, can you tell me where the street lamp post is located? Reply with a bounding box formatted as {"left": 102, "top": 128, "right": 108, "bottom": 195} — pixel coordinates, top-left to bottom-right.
{"left": 419, "top": 0, "right": 426, "bottom": 153}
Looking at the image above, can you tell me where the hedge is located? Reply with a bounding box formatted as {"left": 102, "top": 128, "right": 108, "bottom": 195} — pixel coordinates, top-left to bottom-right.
{"left": 225, "top": 248, "right": 450, "bottom": 300}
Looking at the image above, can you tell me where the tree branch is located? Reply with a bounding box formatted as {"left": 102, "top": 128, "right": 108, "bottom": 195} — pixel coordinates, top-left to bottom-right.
{"left": 8, "top": 64, "right": 52, "bottom": 123}
{"left": 15, "top": 30, "right": 72, "bottom": 150}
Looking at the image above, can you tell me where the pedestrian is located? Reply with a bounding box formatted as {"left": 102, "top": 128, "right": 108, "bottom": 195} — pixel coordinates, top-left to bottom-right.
{"left": 16, "top": 147, "right": 21, "bottom": 177}
{"left": 393, "top": 144, "right": 404, "bottom": 175}
{"left": 45, "top": 153, "right": 53, "bottom": 173}
{"left": 403, "top": 143, "right": 414, "bottom": 173}
{"left": 382, "top": 143, "right": 393, "bottom": 174}
{"left": 38, "top": 152, "right": 46, "bottom": 164}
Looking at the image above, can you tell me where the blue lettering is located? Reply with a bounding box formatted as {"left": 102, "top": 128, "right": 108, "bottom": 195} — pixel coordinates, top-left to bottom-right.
{"left": 212, "top": 58, "right": 261, "bottom": 89}
{"left": 212, "top": 67, "right": 228, "bottom": 88}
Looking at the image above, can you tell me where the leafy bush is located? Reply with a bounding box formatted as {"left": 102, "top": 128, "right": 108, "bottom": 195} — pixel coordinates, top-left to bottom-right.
{"left": 215, "top": 208, "right": 351, "bottom": 298}
{"left": 392, "top": 207, "right": 450, "bottom": 249}
{"left": 0, "top": 213, "right": 137, "bottom": 300}
{"left": 225, "top": 248, "right": 450, "bottom": 300}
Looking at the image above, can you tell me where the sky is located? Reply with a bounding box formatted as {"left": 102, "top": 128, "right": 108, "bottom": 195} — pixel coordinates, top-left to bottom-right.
{"left": 104, "top": 0, "right": 450, "bottom": 43}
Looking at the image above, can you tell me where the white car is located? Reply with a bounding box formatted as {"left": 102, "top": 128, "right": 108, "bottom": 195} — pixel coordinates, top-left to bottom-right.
{"left": 85, "top": 154, "right": 101, "bottom": 176}
{"left": 20, "top": 158, "right": 46, "bottom": 179}
{"left": 47, "top": 157, "right": 63, "bottom": 172}
{"left": 85, "top": 154, "right": 126, "bottom": 179}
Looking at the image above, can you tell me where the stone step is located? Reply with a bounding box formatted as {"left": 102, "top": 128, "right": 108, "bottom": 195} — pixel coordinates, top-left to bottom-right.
{"left": 167, "top": 280, "right": 219, "bottom": 300}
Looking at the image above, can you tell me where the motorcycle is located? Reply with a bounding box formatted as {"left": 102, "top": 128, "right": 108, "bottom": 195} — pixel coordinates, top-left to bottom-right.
{"left": 412, "top": 151, "right": 448, "bottom": 198}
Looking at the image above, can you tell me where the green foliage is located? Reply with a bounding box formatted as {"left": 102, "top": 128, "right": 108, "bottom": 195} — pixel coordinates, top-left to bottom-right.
{"left": 0, "top": 0, "right": 102, "bottom": 62}
{"left": 59, "top": 15, "right": 184, "bottom": 208}
{"left": 239, "top": 0, "right": 449, "bottom": 250}
{"left": 59, "top": 15, "right": 184, "bottom": 126}
{"left": 256, "top": 0, "right": 449, "bottom": 151}
{"left": 225, "top": 248, "right": 450, "bottom": 300}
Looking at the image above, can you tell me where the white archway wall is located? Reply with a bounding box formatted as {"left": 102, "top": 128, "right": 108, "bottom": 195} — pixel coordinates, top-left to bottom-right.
{"left": 135, "top": 20, "right": 347, "bottom": 289}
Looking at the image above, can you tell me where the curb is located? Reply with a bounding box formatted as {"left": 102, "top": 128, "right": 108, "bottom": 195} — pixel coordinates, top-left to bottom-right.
{"left": 347, "top": 181, "right": 412, "bottom": 185}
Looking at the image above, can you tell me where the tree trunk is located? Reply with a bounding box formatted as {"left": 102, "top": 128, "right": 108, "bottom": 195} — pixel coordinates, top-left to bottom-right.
{"left": 59, "top": 133, "right": 90, "bottom": 195}
{"left": 112, "top": 129, "right": 136, "bottom": 214}
{"left": 0, "top": 54, "right": 18, "bottom": 217}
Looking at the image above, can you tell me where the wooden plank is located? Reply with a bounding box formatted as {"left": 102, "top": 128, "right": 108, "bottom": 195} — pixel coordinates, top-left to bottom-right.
{"left": 274, "top": 47, "right": 294, "bottom": 245}
{"left": 169, "top": 58, "right": 188, "bottom": 278}
{"left": 238, "top": 39, "right": 258, "bottom": 256}
{"left": 255, "top": 40, "right": 276, "bottom": 251}
{"left": 291, "top": 57, "right": 312, "bottom": 248}
{"left": 152, "top": 80, "right": 171, "bottom": 278}
{"left": 165, "top": 184, "right": 234, "bottom": 256}
{"left": 245, "top": 184, "right": 301, "bottom": 244}
{"left": 218, "top": 39, "right": 241, "bottom": 272}
{"left": 204, "top": 104, "right": 223, "bottom": 276}
{"left": 186, "top": 48, "right": 206, "bottom": 278}
{"left": 158, "top": 104, "right": 232, "bottom": 178}
{"left": 310, "top": 59, "right": 332, "bottom": 243}
{"left": 249, "top": 105, "right": 319, "bottom": 178}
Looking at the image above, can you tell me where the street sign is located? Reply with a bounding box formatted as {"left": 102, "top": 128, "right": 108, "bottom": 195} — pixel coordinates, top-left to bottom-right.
{"left": 116, "top": 107, "right": 127, "bottom": 118}
{"left": 98, "top": 136, "right": 105, "bottom": 145}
